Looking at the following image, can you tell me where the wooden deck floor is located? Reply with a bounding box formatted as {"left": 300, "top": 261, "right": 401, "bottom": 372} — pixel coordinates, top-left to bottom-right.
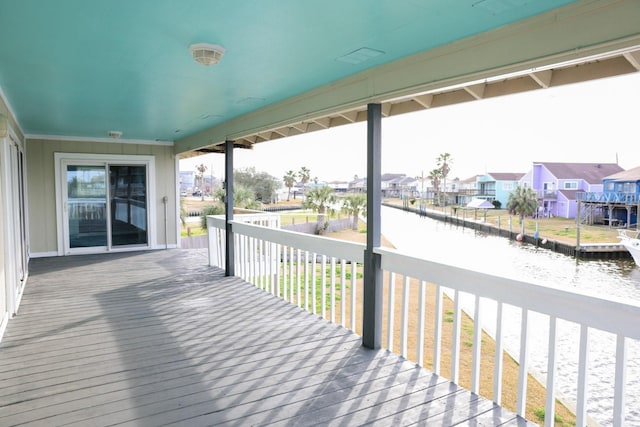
{"left": 0, "top": 249, "right": 532, "bottom": 426}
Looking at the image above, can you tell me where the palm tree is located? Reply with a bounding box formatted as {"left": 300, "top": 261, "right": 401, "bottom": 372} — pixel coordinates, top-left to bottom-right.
{"left": 436, "top": 153, "right": 452, "bottom": 206}
{"left": 303, "top": 185, "right": 337, "bottom": 234}
{"left": 298, "top": 166, "right": 311, "bottom": 197}
{"left": 341, "top": 194, "right": 367, "bottom": 231}
{"left": 283, "top": 170, "right": 297, "bottom": 201}
{"left": 507, "top": 186, "right": 539, "bottom": 234}
{"left": 195, "top": 163, "right": 208, "bottom": 201}
{"left": 428, "top": 168, "right": 442, "bottom": 206}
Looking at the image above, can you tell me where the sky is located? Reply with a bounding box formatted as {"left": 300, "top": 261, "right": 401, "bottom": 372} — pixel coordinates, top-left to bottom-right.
{"left": 180, "top": 72, "right": 639, "bottom": 183}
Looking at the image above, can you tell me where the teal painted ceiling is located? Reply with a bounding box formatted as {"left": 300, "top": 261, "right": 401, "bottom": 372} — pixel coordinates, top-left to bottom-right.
{"left": 0, "top": 0, "right": 577, "bottom": 142}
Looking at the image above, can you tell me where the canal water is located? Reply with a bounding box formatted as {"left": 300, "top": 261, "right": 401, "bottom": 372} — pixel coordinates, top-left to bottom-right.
{"left": 381, "top": 206, "right": 640, "bottom": 426}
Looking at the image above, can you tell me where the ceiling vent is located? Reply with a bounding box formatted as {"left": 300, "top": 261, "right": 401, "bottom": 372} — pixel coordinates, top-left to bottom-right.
{"left": 189, "top": 43, "right": 226, "bottom": 66}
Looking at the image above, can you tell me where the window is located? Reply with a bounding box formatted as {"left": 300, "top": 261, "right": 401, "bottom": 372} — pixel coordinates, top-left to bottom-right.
{"left": 564, "top": 181, "right": 578, "bottom": 189}
{"left": 502, "top": 182, "right": 513, "bottom": 191}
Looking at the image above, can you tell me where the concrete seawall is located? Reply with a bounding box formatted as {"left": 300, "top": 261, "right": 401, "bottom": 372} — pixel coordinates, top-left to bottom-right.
{"left": 383, "top": 203, "right": 632, "bottom": 261}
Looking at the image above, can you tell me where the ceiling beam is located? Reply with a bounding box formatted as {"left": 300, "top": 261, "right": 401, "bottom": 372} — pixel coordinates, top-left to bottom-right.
{"left": 413, "top": 94, "right": 434, "bottom": 109}
{"left": 623, "top": 50, "right": 640, "bottom": 70}
{"left": 530, "top": 70, "right": 553, "bottom": 88}
{"left": 464, "top": 83, "right": 486, "bottom": 100}
{"left": 338, "top": 111, "right": 359, "bottom": 123}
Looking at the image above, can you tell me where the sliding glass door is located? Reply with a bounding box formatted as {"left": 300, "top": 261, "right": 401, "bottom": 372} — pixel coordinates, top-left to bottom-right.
{"left": 67, "top": 165, "right": 108, "bottom": 249}
{"left": 61, "top": 159, "right": 150, "bottom": 254}
{"left": 109, "top": 165, "right": 148, "bottom": 247}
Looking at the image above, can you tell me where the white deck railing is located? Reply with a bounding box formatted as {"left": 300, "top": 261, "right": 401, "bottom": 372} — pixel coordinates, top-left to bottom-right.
{"left": 207, "top": 214, "right": 640, "bottom": 427}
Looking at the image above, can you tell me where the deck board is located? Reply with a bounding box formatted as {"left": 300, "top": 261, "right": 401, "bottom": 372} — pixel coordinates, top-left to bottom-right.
{"left": 0, "top": 249, "right": 532, "bottom": 426}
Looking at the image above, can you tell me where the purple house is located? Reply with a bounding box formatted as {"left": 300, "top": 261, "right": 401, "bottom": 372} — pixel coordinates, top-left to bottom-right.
{"left": 519, "top": 162, "right": 624, "bottom": 218}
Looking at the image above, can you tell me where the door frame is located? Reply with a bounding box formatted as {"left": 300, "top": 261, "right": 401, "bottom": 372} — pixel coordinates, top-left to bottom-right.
{"left": 54, "top": 153, "right": 157, "bottom": 256}
{"left": 1, "top": 125, "right": 28, "bottom": 319}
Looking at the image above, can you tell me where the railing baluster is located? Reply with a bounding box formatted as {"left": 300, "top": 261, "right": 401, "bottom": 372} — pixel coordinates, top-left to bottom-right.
{"left": 417, "top": 280, "right": 426, "bottom": 367}
{"left": 451, "top": 289, "right": 461, "bottom": 384}
{"left": 613, "top": 334, "right": 627, "bottom": 427}
{"left": 387, "top": 271, "right": 396, "bottom": 352}
{"left": 433, "top": 284, "right": 442, "bottom": 375}
{"left": 304, "top": 251, "right": 310, "bottom": 311}
{"left": 311, "top": 252, "right": 317, "bottom": 315}
{"left": 471, "top": 295, "right": 482, "bottom": 394}
{"left": 248, "top": 237, "right": 255, "bottom": 284}
{"left": 330, "top": 257, "right": 336, "bottom": 323}
{"left": 243, "top": 235, "right": 249, "bottom": 281}
{"left": 340, "top": 259, "right": 346, "bottom": 327}
{"left": 517, "top": 309, "right": 530, "bottom": 417}
{"left": 214, "top": 227, "right": 222, "bottom": 268}
{"left": 350, "top": 262, "right": 357, "bottom": 331}
{"left": 576, "top": 325, "right": 590, "bottom": 427}
{"left": 321, "top": 255, "right": 327, "bottom": 319}
{"left": 296, "top": 248, "right": 302, "bottom": 307}
{"left": 545, "top": 316, "right": 558, "bottom": 427}
{"left": 289, "top": 247, "right": 294, "bottom": 303}
{"left": 267, "top": 240, "right": 273, "bottom": 293}
{"left": 275, "top": 243, "right": 281, "bottom": 297}
{"left": 259, "top": 239, "right": 265, "bottom": 289}
{"left": 282, "top": 245, "right": 288, "bottom": 302}
{"left": 236, "top": 234, "right": 244, "bottom": 279}
{"left": 493, "top": 301, "right": 504, "bottom": 406}
{"left": 400, "top": 275, "right": 410, "bottom": 358}
{"left": 236, "top": 234, "right": 243, "bottom": 279}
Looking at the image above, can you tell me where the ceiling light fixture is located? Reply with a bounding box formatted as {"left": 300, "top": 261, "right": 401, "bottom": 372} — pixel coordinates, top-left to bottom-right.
{"left": 189, "top": 43, "right": 226, "bottom": 66}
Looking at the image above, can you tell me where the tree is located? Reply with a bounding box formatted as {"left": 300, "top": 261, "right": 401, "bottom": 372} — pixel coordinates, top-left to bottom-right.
{"left": 428, "top": 168, "right": 442, "bottom": 205}
{"left": 195, "top": 163, "right": 208, "bottom": 201}
{"left": 303, "top": 185, "right": 337, "bottom": 235}
{"left": 214, "top": 185, "right": 262, "bottom": 210}
{"left": 283, "top": 170, "right": 297, "bottom": 201}
{"left": 341, "top": 194, "right": 367, "bottom": 231}
{"left": 234, "top": 167, "right": 281, "bottom": 203}
{"left": 436, "top": 153, "right": 452, "bottom": 206}
{"left": 507, "top": 186, "right": 539, "bottom": 234}
{"left": 202, "top": 185, "right": 261, "bottom": 229}
{"left": 298, "top": 166, "right": 311, "bottom": 196}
